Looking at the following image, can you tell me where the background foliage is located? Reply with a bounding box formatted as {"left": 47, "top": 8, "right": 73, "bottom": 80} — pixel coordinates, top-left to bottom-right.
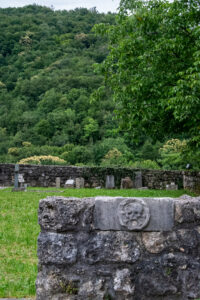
{"left": 0, "top": 4, "right": 199, "bottom": 170}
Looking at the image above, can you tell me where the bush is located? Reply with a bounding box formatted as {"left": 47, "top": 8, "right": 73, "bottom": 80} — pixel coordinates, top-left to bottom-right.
{"left": 8, "top": 147, "right": 20, "bottom": 156}
{"left": 18, "top": 155, "right": 66, "bottom": 165}
{"left": 101, "top": 148, "right": 129, "bottom": 167}
{"left": 129, "top": 160, "right": 160, "bottom": 170}
{"left": 22, "top": 142, "right": 32, "bottom": 147}
{"left": 93, "top": 137, "right": 133, "bottom": 165}
{"left": 159, "top": 139, "right": 187, "bottom": 170}
{"left": 65, "top": 146, "right": 94, "bottom": 165}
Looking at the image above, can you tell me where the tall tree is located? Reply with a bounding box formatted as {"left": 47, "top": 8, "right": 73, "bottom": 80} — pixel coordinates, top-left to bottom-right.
{"left": 94, "top": 0, "right": 200, "bottom": 145}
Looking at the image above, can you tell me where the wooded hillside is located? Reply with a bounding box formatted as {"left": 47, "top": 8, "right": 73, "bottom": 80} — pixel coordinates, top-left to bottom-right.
{"left": 0, "top": 4, "right": 199, "bottom": 170}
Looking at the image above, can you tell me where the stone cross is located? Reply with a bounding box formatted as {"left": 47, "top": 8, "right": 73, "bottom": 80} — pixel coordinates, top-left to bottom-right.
{"left": 12, "top": 164, "right": 26, "bottom": 191}
{"left": 14, "top": 164, "right": 19, "bottom": 189}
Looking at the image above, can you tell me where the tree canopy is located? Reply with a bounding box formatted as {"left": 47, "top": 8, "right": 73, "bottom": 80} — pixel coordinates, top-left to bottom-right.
{"left": 0, "top": 4, "right": 199, "bottom": 170}
{"left": 94, "top": 0, "right": 200, "bottom": 146}
{"left": 0, "top": 6, "right": 117, "bottom": 155}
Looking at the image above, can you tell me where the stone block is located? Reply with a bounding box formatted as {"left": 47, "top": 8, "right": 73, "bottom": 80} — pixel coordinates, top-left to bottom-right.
{"left": 36, "top": 195, "right": 200, "bottom": 300}
{"left": 142, "top": 232, "right": 166, "bottom": 253}
{"left": 105, "top": 175, "right": 115, "bottom": 189}
{"left": 94, "top": 197, "right": 174, "bottom": 231}
{"left": 38, "top": 196, "right": 94, "bottom": 231}
{"left": 113, "top": 269, "right": 135, "bottom": 296}
{"left": 166, "top": 182, "right": 178, "bottom": 190}
{"left": 38, "top": 232, "right": 77, "bottom": 264}
{"left": 64, "top": 179, "right": 75, "bottom": 188}
{"left": 18, "top": 174, "right": 25, "bottom": 183}
{"left": 120, "top": 177, "right": 134, "bottom": 189}
{"left": 75, "top": 177, "right": 85, "bottom": 188}
{"left": 56, "top": 177, "right": 60, "bottom": 188}
{"left": 134, "top": 171, "right": 142, "bottom": 188}
{"left": 175, "top": 198, "right": 200, "bottom": 224}
{"left": 82, "top": 231, "right": 140, "bottom": 264}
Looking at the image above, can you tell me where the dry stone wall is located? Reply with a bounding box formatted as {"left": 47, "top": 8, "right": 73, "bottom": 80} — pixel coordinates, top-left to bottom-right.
{"left": 36, "top": 195, "right": 200, "bottom": 300}
{"left": 0, "top": 163, "right": 200, "bottom": 193}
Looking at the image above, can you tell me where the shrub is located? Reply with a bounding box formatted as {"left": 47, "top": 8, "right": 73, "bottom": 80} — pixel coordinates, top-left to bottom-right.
{"left": 63, "top": 146, "right": 93, "bottom": 165}
{"left": 101, "top": 148, "right": 128, "bottom": 166}
{"left": 129, "top": 160, "right": 160, "bottom": 170}
{"left": 18, "top": 155, "right": 66, "bottom": 165}
{"left": 22, "top": 141, "right": 32, "bottom": 147}
{"left": 8, "top": 147, "right": 20, "bottom": 156}
{"left": 159, "top": 139, "right": 187, "bottom": 170}
{"left": 93, "top": 137, "right": 133, "bottom": 164}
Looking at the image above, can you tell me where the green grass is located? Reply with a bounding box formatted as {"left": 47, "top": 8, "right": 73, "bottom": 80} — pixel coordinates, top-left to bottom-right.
{"left": 0, "top": 187, "right": 195, "bottom": 297}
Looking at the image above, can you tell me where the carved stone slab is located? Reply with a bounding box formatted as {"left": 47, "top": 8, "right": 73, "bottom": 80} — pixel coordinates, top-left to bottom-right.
{"left": 94, "top": 197, "right": 174, "bottom": 231}
{"left": 118, "top": 198, "right": 150, "bottom": 230}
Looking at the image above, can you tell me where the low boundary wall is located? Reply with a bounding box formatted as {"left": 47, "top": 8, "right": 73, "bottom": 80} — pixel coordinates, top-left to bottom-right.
{"left": 36, "top": 195, "right": 200, "bottom": 299}
{"left": 0, "top": 163, "right": 200, "bottom": 193}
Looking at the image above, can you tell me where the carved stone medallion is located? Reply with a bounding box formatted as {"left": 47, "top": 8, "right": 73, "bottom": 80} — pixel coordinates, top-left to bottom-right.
{"left": 118, "top": 198, "right": 150, "bottom": 230}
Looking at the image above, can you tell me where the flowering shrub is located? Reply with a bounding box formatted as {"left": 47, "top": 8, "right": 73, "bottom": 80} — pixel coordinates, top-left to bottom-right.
{"left": 101, "top": 148, "right": 128, "bottom": 166}
{"left": 18, "top": 155, "right": 66, "bottom": 165}
{"left": 159, "top": 139, "right": 187, "bottom": 170}
{"left": 8, "top": 147, "right": 19, "bottom": 156}
{"left": 22, "top": 141, "right": 32, "bottom": 147}
{"left": 160, "top": 139, "right": 187, "bottom": 153}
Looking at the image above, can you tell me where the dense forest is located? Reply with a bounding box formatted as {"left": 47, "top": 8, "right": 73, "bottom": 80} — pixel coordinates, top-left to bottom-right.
{"left": 0, "top": 4, "right": 199, "bottom": 170}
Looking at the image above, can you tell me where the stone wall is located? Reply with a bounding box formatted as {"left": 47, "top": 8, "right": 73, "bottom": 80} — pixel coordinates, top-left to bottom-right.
{"left": 36, "top": 195, "right": 200, "bottom": 300}
{"left": 0, "top": 163, "right": 200, "bottom": 193}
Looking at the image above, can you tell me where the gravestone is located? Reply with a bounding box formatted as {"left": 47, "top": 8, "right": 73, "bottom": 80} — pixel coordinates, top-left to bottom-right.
{"left": 14, "top": 164, "right": 19, "bottom": 189}
{"left": 18, "top": 174, "right": 24, "bottom": 185}
{"left": 134, "top": 171, "right": 142, "bottom": 188}
{"left": 56, "top": 177, "right": 61, "bottom": 188}
{"left": 75, "top": 177, "right": 85, "bottom": 189}
{"left": 12, "top": 164, "right": 26, "bottom": 191}
{"left": 166, "top": 182, "right": 178, "bottom": 190}
{"left": 120, "top": 177, "right": 134, "bottom": 189}
{"left": 64, "top": 179, "right": 75, "bottom": 188}
{"left": 106, "top": 175, "right": 115, "bottom": 189}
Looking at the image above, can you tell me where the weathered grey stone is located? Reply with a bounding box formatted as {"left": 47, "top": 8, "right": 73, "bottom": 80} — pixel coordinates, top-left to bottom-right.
{"left": 38, "top": 232, "right": 77, "bottom": 264}
{"left": 75, "top": 177, "right": 85, "bottom": 188}
{"left": 36, "top": 196, "right": 200, "bottom": 300}
{"left": 78, "top": 279, "right": 105, "bottom": 299}
{"left": 82, "top": 231, "right": 140, "bottom": 264}
{"left": 38, "top": 196, "right": 94, "bottom": 231}
{"left": 142, "top": 232, "right": 166, "bottom": 253}
{"left": 139, "top": 272, "right": 177, "bottom": 297}
{"left": 177, "top": 229, "right": 199, "bottom": 251}
{"left": 134, "top": 171, "right": 142, "bottom": 188}
{"left": 178, "top": 194, "right": 193, "bottom": 200}
{"left": 64, "top": 179, "right": 75, "bottom": 188}
{"left": 105, "top": 175, "right": 115, "bottom": 189}
{"left": 175, "top": 198, "right": 200, "bottom": 224}
{"left": 12, "top": 164, "right": 26, "bottom": 191}
{"left": 94, "top": 197, "right": 174, "bottom": 231}
{"left": 166, "top": 182, "right": 178, "bottom": 190}
{"left": 118, "top": 198, "right": 150, "bottom": 230}
{"left": 56, "top": 177, "right": 60, "bottom": 188}
{"left": 14, "top": 164, "right": 19, "bottom": 189}
{"left": 113, "top": 269, "right": 135, "bottom": 296}
{"left": 18, "top": 174, "right": 24, "bottom": 183}
{"left": 36, "top": 265, "right": 80, "bottom": 299}
{"left": 120, "top": 177, "right": 134, "bottom": 189}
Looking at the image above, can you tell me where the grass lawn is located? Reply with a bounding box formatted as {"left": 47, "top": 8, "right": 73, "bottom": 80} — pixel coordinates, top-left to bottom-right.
{"left": 0, "top": 187, "right": 196, "bottom": 298}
